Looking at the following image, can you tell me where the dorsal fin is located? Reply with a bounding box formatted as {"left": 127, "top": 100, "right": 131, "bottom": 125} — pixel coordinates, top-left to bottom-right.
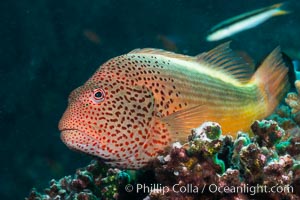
{"left": 128, "top": 48, "right": 195, "bottom": 61}
{"left": 129, "top": 42, "right": 254, "bottom": 84}
{"left": 196, "top": 42, "right": 254, "bottom": 83}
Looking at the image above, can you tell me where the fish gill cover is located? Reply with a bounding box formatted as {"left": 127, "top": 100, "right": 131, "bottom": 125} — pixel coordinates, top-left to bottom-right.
{"left": 1, "top": 0, "right": 300, "bottom": 200}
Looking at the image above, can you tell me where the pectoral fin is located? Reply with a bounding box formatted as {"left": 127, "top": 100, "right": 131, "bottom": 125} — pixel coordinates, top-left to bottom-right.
{"left": 160, "top": 105, "right": 210, "bottom": 142}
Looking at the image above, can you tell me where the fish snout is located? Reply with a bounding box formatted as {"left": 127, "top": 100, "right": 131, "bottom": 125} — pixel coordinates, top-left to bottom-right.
{"left": 61, "top": 129, "right": 86, "bottom": 151}
{"left": 60, "top": 129, "right": 79, "bottom": 150}
{"left": 60, "top": 129, "right": 101, "bottom": 155}
{"left": 58, "top": 108, "right": 73, "bottom": 132}
{"left": 58, "top": 99, "right": 84, "bottom": 132}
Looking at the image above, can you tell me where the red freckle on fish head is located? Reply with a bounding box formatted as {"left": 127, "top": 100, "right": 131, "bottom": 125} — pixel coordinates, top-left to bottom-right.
{"left": 59, "top": 68, "right": 132, "bottom": 159}
{"left": 59, "top": 55, "right": 172, "bottom": 169}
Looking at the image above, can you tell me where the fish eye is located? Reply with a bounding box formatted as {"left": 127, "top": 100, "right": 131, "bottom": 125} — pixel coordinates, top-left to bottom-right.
{"left": 95, "top": 91, "right": 103, "bottom": 98}
{"left": 91, "top": 88, "right": 105, "bottom": 103}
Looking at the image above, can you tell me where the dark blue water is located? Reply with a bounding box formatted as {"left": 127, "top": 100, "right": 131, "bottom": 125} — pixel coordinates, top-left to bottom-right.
{"left": 1, "top": 0, "right": 300, "bottom": 199}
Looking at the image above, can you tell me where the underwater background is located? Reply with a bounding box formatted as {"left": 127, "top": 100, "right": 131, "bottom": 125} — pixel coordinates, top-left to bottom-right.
{"left": 1, "top": 0, "right": 300, "bottom": 199}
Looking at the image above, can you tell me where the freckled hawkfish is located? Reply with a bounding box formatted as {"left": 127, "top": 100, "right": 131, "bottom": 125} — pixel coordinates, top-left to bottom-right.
{"left": 59, "top": 42, "right": 289, "bottom": 169}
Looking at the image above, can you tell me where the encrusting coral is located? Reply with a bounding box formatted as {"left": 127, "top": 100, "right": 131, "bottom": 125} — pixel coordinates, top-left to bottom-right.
{"left": 264, "top": 80, "right": 300, "bottom": 130}
{"left": 283, "top": 80, "right": 300, "bottom": 127}
{"left": 147, "top": 120, "right": 300, "bottom": 200}
{"left": 27, "top": 119, "right": 300, "bottom": 200}
{"left": 26, "top": 160, "right": 132, "bottom": 200}
{"left": 286, "top": 80, "right": 300, "bottom": 114}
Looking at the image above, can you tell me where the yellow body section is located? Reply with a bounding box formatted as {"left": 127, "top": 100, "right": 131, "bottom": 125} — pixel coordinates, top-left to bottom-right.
{"left": 130, "top": 54, "right": 264, "bottom": 136}
{"left": 124, "top": 43, "right": 288, "bottom": 139}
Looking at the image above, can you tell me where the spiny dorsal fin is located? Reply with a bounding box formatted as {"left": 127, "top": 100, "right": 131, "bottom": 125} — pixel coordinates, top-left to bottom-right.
{"left": 130, "top": 43, "right": 253, "bottom": 84}
{"left": 128, "top": 48, "right": 195, "bottom": 61}
{"left": 196, "top": 42, "right": 254, "bottom": 83}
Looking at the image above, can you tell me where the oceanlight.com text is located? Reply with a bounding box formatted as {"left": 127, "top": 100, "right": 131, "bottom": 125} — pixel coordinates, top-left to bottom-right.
{"left": 125, "top": 183, "right": 294, "bottom": 196}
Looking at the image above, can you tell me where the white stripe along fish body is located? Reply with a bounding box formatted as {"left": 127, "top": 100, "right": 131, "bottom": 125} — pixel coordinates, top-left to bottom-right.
{"left": 59, "top": 42, "right": 289, "bottom": 169}
{"left": 206, "top": 3, "right": 289, "bottom": 42}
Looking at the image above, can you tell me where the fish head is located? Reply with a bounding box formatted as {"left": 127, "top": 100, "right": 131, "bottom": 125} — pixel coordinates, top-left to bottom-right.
{"left": 59, "top": 65, "right": 157, "bottom": 168}
{"left": 58, "top": 78, "right": 118, "bottom": 159}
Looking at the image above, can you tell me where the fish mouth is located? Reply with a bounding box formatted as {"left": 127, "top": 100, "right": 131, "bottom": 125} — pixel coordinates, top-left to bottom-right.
{"left": 60, "top": 129, "right": 90, "bottom": 150}
{"left": 60, "top": 128, "right": 83, "bottom": 133}
{"left": 60, "top": 129, "right": 118, "bottom": 163}
{"left": 60, "top": 128, "right": 86, "bottom": 136}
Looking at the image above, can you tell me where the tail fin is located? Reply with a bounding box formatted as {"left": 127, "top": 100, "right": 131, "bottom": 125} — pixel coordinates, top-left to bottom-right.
{"left": 251, "top": 47, "right": 290, "bottom": 116}
{"left": 272, "top": 2, "right": 291, "bottom": 16}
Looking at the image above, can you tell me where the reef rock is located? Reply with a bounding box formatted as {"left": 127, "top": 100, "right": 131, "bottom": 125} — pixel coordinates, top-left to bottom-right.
{"left": 27, "top": 121, "right": 300, "bottom": 200}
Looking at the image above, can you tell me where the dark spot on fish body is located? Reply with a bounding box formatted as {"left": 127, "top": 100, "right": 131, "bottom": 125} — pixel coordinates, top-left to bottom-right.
{"left": 130, "top": 109, "right": 135, "bottom": 113}
{"left": 138, "top": 121, "right": 144, "bottom": 127}
{"left": 130, "top": 96, "right": 137, "bottom": 101}
{"left": 138, "top": 97, "right": 146, "bottom": 103}
{"left": 147, "top": 102, "right": 152, "bottom": 109}
{"left": 142, "top": 107, "right": 148, "bottom": 112}
{"left": 121, "top": 117, "right": 125, "bottom": 123}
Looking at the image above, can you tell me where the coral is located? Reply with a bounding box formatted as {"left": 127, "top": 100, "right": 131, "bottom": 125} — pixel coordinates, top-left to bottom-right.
{"left": 286, "top": 80, "right": 300, "bottom": 114}
{"left": 251, "top": 120, "right": 285, "bottom": 148}
{"left": 267, "top": 105, "right": 297, "bottom": 130}
{"left": 188, "top": 122, "right": 226, "bottom": 172}
{"left": 266, "top": 81, "right": 300, "bottom": 129}
{"left": 276, "top": 128, "right": 300, "bottom": 161}
{"left": 147, "top": 121, "right": 300, "bottom": 200}
{"left": 26, "top": 160, "right": 131, "bottom": 200}
{"left": 284, "top": 80, "right": 300, "bottom": 128}
{"left": 27, "top": 121, "right": 300, "bottom": 200}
